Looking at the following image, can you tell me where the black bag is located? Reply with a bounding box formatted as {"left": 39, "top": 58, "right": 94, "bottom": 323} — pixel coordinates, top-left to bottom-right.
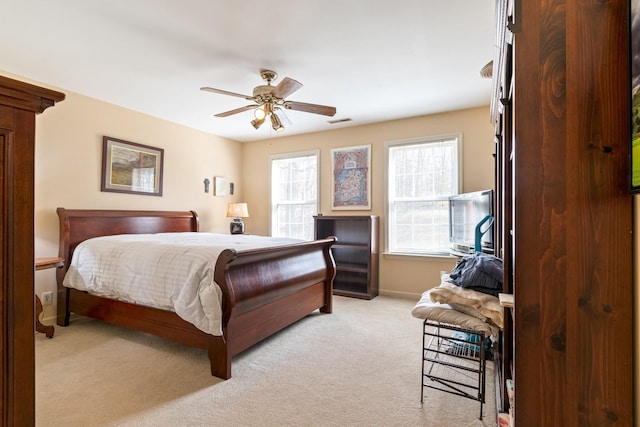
{"left": 449, "top": 253, "right": 503, "bottom": 297}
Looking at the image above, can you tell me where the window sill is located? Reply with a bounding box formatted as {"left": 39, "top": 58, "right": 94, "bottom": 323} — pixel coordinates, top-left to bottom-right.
{"left": 382, "top": 251, "right": 458, "bottom": 261}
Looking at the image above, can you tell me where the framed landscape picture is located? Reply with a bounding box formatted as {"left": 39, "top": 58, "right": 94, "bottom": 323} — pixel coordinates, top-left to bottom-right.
{"left": 331, "top": 144, "right": 371, "bottom": 210}
{"left": 101, "top": 136, "right": 164, "bottom": 196}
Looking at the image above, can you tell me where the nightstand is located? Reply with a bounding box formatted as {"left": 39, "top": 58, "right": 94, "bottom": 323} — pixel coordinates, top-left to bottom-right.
{"left": 35, "top": 257, "right": 64, "bottom": 338}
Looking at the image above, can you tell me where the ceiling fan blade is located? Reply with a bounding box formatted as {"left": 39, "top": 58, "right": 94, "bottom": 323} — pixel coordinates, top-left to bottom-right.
{"left": 284, "top": 101, "right": 336, "bottom": 117}
{"left": 271, "top": 77, "right": 303, "bottom": 99}
{"left": 214, "top": 105, "right": 258, "bottom": 117}
{"left": 200, "top": 86, "right": 254, "bottom": 101}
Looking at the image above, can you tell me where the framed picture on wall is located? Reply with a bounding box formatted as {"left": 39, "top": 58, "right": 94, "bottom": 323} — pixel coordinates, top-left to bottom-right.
{"left": 101, "top": 136, "right": 164, "bottom": 196}
{"left": 331, "top": 144, "right": 371, "bottom": 210}
{"left": 214, "top": 176, "right": 227, "bottom": 196}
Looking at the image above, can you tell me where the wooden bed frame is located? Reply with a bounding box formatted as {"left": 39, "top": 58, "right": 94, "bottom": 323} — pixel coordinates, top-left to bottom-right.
{"left": 55, "top": 208, "right": 336, "bottom": 379}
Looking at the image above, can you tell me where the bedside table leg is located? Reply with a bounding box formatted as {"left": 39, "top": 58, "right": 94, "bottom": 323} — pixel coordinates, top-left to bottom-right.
{"left": 35, "top": 295, "right": 54, "bottom": 338}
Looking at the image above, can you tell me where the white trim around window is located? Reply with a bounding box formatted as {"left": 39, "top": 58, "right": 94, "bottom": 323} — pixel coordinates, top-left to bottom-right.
{"left": 269, "top": 149, "right": 320, "bottom": 240}
{"left": 384, "top": 134, "right": 462, "bottom": 256}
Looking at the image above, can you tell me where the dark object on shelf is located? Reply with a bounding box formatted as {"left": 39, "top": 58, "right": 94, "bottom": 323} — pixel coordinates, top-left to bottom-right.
{"left": 449, "top": 253, "right": 503, "bottom": 297}
{"left": 314, "top": 216, "right": 378, "bottom": 299}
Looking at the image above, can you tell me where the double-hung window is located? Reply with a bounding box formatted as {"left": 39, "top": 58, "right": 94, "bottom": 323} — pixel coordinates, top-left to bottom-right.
{"left": 270, "top": 150, "right": 319, "bottom": 240}
{"left": 386, "top": 135, "right": 460, "bottom": 255}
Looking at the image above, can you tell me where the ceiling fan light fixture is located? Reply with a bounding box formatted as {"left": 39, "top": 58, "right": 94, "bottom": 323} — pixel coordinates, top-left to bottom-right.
{"left": 271, "top": 112, "right": 284, "bottom": 132}
{"left": 254, "top": 106, "right": 266, "bottom": 120}
{"left": 202, "top": 68, "right": 336, "bottom": 133}
{"left": 251, "top": 116, "right": 265, "bottom": 129}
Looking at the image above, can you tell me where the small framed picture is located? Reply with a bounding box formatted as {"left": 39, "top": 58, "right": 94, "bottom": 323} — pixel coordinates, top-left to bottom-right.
{"left": 214, "top": 176, "right": 227, "bottom": 196}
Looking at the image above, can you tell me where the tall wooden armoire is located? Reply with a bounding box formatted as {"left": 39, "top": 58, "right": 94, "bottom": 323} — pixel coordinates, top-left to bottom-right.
{"left": 0, "top": 75, "right": 64, "bottom": 425}
{"left": 491, "top": 1, "right": 633, "bottom": 425}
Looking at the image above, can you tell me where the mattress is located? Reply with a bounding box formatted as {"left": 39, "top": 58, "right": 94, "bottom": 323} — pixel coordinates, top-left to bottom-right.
{"left": 63, "top": 232, "right": 302, "bottom": 336}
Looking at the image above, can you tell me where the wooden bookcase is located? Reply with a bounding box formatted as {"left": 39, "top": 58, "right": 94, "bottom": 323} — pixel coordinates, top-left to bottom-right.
{"left": 490, "top": 1, "right": 633, "bottom": 425}
{"left": 314, "top": 215, "right": 378, "bottom": 299}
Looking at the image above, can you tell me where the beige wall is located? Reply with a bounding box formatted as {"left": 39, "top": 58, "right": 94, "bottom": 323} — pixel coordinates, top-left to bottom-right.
{"left": 27, "top": 71, "right": 494, "bottom": 314}
{"left": 31, "top": 85, "right": 243, "bottom": 318}
{"left": 242, "top": 106, "right": 496, "bottom": 298}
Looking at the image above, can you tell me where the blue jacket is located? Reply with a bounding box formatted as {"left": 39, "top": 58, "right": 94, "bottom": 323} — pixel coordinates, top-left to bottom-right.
{"left": 448, "top": 253, "right": 503, "bottom": 297}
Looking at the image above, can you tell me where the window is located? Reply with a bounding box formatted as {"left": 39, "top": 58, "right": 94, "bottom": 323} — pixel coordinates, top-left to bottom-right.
{"left": 270, "top": 150, "right": 319, "bottom": 240}
{"left": 386, "top": 135, "right": 460, "bottom": 255}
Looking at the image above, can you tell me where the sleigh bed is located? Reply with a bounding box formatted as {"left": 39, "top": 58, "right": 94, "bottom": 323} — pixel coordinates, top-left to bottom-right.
{"left": 55, "top": 208, "right": 336, "bottom": 379}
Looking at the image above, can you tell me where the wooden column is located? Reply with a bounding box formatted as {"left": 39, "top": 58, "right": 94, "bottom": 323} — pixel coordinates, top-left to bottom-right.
{"left": 0, "top": 75, "right": 64, "bottom": 426}
{"left": 492, "top": 0, "right": 632, "bottom": 424}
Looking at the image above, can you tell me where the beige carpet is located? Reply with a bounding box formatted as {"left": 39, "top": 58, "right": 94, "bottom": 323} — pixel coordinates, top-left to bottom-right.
{"left": 36, "top": 296, "right": 497, "bottom": 427}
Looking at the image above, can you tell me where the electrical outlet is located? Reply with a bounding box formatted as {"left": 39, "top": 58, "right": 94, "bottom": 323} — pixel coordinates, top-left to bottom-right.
{"left": 41, "top": 291, "right": 53, "bottom": 305}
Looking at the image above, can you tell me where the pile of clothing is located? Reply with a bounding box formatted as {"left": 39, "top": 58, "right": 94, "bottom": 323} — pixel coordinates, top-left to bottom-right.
{"left": 448, "top": 252, "right": 503, "bottom": 297}
{"left": 411, "top": 252, "right": 505, "bottom": 338}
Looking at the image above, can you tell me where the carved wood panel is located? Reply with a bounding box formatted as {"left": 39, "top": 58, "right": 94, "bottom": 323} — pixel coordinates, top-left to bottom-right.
{"left": 0, "top": 76, "right": 63, "bottom": 425}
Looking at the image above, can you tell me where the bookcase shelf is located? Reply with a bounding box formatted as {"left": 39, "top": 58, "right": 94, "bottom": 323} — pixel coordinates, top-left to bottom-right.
{"left": 314, "top": 215, "right": 378, "bottom": 299}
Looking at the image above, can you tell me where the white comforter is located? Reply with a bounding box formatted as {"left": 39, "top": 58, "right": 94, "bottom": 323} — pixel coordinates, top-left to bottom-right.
{"left": 63, "top": 232, "right": 302, "bottom": 336}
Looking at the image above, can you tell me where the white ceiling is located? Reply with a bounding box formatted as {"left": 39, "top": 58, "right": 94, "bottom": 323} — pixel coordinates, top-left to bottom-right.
{"left": 1, "top": 1, "right": 495, "bottom": 143}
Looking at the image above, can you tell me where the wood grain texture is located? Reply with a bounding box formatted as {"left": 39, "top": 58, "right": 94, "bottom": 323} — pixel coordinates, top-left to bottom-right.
{"left": 515, "top": 1, "right": 569, "bottom": 424}
{"left": 494, "top": 0, "right": 632, "bottom": 424}
{"left": 565, "top": 1, "right": 632, "bottom": 424}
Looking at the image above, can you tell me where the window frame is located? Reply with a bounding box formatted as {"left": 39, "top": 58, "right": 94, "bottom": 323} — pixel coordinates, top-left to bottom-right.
{"left": 269, "top": 149, "right": 320, "bottom": 240}
{"left": 384, "top": 134, "right": 462, "bottom": 257}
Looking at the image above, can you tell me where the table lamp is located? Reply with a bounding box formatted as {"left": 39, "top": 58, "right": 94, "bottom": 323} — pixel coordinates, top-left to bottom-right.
{"left": 227, "top": 203, "right": 249, "bottom": 234}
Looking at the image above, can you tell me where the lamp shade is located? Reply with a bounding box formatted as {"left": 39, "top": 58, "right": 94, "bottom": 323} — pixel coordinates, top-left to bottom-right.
{"left": 226, "top": 203, "right": 249, "bottom": 218}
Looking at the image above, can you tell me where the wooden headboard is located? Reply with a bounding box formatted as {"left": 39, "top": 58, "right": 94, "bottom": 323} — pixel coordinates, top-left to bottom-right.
{"left": 56, "top": 208, "right": 199, "bottom": 273}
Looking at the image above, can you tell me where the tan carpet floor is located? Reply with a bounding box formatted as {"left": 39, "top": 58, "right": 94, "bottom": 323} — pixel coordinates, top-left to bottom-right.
{"left": 36, "top": 295, "right": 498, "bottom": 426}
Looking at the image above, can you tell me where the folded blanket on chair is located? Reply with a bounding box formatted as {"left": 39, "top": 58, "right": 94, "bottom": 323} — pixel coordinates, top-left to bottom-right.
{"left": 411, "top": 288, "right": 498, "bottom": 336}
{"left": 428, "top": 281, "right": 503, "bottom": 329}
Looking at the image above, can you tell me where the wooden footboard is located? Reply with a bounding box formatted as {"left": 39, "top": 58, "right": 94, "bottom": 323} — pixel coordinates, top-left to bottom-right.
{"left": 55, "top": 208, "right": 336, "bottom": 379}
{"left": 211, "top": 239, "right": 336, "bottom": 378}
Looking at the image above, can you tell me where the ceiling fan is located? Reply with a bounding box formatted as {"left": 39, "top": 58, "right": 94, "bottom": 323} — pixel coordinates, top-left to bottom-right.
{"left": 200, "top": 69, "right": 336, "bottom": 132}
